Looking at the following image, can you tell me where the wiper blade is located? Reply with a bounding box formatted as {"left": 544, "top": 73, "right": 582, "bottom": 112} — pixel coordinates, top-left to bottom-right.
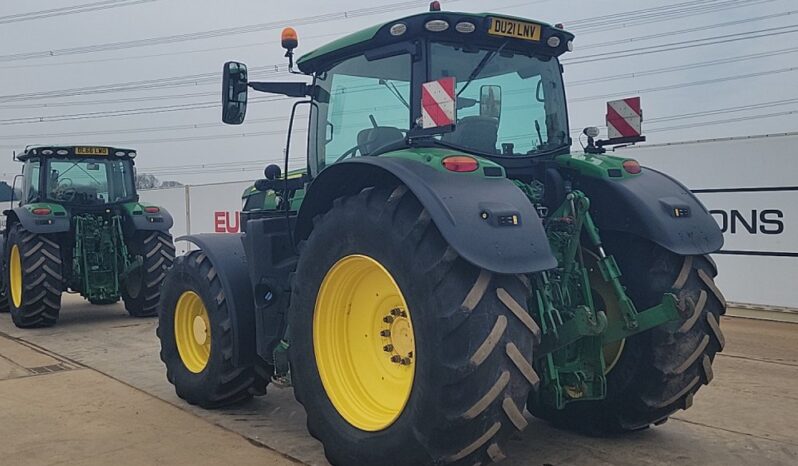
{"left": 457, "top": 42, "right": 508, "bottom": 98}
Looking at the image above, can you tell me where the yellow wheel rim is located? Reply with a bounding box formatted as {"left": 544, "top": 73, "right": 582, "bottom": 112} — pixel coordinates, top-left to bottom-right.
{"left": 9, "top": 244, "right": 22, "bottom": 308}
{"left": 585, "top": 250, "right": 626, "bottom": 374}
{"left": 174, "top": 291, "right": 211, "bottom": 373}
{"left": 313, "top": 254, "right": 415, "bottom": 432}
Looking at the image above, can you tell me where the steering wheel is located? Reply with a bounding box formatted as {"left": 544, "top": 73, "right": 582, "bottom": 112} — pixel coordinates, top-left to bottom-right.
{"left": 56, "top": 187, "right": 77, "bottom": 202}
{"left": 334, "top": 145, "right": 360, "bottom": 163}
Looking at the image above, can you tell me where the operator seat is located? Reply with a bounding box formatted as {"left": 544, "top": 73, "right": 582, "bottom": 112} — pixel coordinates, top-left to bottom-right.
{"left": 357, "top": 126, "right": 404, "bottom": 156}
{"left": 442, "top": 116, "right": 499, "bottom": 154}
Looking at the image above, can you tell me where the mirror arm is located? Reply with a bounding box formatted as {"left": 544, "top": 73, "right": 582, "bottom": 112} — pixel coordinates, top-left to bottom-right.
{"left": 248, "top": 81, "right": 311, "bottom": 98}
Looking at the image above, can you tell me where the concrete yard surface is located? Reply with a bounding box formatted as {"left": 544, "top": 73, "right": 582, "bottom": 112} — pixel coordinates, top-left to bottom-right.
{"left": 0, "top": 331, "right": 296, "bottom": 466}
{"left": 1, "top": 294, "right": 797, "bottom": 465}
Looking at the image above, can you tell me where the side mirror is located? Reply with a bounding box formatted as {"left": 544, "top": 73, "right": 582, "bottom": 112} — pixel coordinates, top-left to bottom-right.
{"left": 479, "top": 85, "right": 502, "bottom": 119}
{"left": 222, "top": 61, "right": 249, "bottom": 125}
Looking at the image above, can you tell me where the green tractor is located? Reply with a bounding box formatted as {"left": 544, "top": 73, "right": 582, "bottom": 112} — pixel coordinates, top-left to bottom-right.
{"left": 158, "top": 5, "right": 725, "bottom": 465}
{"left": 0, "top": 145, "right": 175, "bottom": 328}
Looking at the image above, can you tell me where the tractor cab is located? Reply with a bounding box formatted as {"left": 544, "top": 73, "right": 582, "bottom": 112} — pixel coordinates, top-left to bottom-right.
{"left": 223, "top": 9, "right": 574, "bottom": 177}
{"left": 17, "top": 146, "right": 137, "bottom": 208}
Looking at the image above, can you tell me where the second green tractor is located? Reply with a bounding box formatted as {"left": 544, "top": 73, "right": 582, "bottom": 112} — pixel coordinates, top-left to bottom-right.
{"left": 0, "top": 146, "right": 175, "bottom": 328}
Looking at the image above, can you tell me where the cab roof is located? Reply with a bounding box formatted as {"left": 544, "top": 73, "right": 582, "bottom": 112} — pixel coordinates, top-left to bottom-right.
{"left": 18, "top": 145, "right": 137, "bottom": 161}
{"left": 296, "top": 11, "right": 573, "bottom": 74}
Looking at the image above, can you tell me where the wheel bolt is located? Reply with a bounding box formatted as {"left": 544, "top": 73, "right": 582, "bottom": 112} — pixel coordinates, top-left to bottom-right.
{"left": 390, "top": 308, "right": 402, "bottom": 316}
{"left": 391, "top": 355, "right": 402, "bottom": 363}
{"left": 400, "top": 357, "right": 411, "bottom": 365}
{"left": 383, "top": 344, "right": 394, "bottom": 352}
{"left": 380, "top": 329, "right": 391, "bottom": 337}
{"left": 383, "top": 315, "right": 394, "bottom": 323}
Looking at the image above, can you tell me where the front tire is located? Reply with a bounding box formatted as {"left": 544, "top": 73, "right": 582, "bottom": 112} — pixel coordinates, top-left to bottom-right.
{"left": 5, "top": 224, "right": 63, "bottom": 328}
{"left": 529, "top": 235, "right": 726, "bottom": 433}
{"left": 290, "top": 186, "right": 540, "bottom": 466}
{"left": 158, "top": 250, "right": 270, "bottom": 408}
{"left": 122, "top": 231, "right": 174, "bottom": 317}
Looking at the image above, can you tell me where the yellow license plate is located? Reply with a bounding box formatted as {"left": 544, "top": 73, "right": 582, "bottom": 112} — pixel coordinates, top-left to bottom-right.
{"left": 75, "top": 146, "right": 108, "bottom": 156}
{"left": 488, "top": 17, "right": 542, "bottom": 42}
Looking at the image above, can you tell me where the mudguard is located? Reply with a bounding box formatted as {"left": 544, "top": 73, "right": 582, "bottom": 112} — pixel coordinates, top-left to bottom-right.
{"left": 572, "top": 168, "right": 724, "bottom": 255}
{"left": 6, "top": 207, "right": 70, "bottom": 234}
{"left": 177, "top": 234, "right": 257, "bottom": 367}
{"left": 296, "top": 157, "right": 557, "bottom": 274}
{"left": 126, "top": 208, "right": 174, "bottom": 231}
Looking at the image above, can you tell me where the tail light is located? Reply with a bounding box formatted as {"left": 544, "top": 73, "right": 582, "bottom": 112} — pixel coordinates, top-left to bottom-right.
{"left": 32, "top": 207, "right": 51, "bottom": 215}
{"left": 622, "top": 159, "right": 642, "bottom": 174}
{"left": 144, "top": 206, "right": 160, "bottom": 214}
{"left": 442, "top": 155, "right": 478, "bottom": 172}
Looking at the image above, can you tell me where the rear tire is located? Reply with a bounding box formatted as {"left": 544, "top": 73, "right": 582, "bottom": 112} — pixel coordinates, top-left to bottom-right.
{"left": 122, "top": 231, "right": 174, "bottom": 317}
{"left": 158, "top": 250, "right": 271, "bottom": 408}
{"left": 290, "top": 186, "right": 540, "bottom": 466}
{"left": 528, "top": 235, "right": 726, "bottom": 433}
{"left": 5, "top": 224, "right": 63, "bottom": 328}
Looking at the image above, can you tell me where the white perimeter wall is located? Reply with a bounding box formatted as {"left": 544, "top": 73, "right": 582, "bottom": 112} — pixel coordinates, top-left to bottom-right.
{"left": 618, "top": 133, "right": 798, "bottom": 308}
{"left": 140, "top": 133, "right": 798, "bottom": 308}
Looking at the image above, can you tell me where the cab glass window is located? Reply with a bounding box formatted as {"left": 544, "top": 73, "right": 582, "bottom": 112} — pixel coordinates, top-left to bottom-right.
{"left": 311, "top": 51, "right": 411, "bottom": 173}
{"left": 429, "top": 42, "right": 568, "bottom": 156}
{"left": 23, "top": 160, "right": 40, "bottom": 203}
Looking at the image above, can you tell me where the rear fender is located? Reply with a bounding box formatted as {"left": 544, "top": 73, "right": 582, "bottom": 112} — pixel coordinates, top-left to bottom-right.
{"left": 123, "top": 203, "right": 174, "bottom": 233}
{"left": 296, "top": 157, "right": 557, "bottom": 274}
{"left": 5, "top": 206, "right": 70, "bottom": 234}
{"left": 571, "top": 167, "right": 724, "bottom": 255}
{"left": 177, "top": 234, "right": 256, "bottom": 367}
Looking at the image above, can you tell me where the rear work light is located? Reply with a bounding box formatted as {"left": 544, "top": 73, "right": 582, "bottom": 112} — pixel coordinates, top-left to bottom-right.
{"left": 442, "top": 155, "right": 479, "bottom": 172}
{"left": 143, "top": 206, "right": 160, "bottom": 214}
{"left": 32, "top": 207, "right": 51, "bottom": 215}
{"left": 622, "top": 159, "right": 642, "bottom": 174}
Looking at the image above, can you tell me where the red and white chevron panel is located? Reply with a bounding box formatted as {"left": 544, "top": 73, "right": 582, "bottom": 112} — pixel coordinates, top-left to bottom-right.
{"left": 606, "top": 97, "right": 642, "bottom": 139}
{"left": 421, "top": 77, "right": 456, "bottom": 129}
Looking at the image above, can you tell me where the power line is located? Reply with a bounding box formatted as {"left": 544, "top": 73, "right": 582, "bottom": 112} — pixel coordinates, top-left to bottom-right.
{"left": 567, "top": 46, "right": 798, "bottom": 87}
{"left": 570, "top": 0, "right": 773, "bottom": 32}
{"left": 0, "top": 0, "right": 158, "bottom": 25}
{"left": 568, "top": 66, "right": 798, "bottom": 103}
{"left": 0, "top": 0, "right": 456, "bottom": 62}
{"left": 564, "top": 24, "right": 798, "bottom": 65}
{"left": 578, "top": 10, "right": 796, "bottom": 50}
{"left": 4, "top": 18, "right": 793, "bottom": 107}
{"left": 570, "top": 97, "right": 798, "bottom": 134}
{"left": 0, "top": 0, "right": 765, "bottom": 64}
{"left": 4, "top": 62, "right": 794, "bottom": 126}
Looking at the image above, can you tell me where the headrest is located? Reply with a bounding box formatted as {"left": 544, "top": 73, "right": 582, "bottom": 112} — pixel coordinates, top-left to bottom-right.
{"left": 357, "top": 126, "right": 404, "bottom": 156}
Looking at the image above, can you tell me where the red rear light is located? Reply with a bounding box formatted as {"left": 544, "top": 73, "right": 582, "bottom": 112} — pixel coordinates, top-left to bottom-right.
{"left": 429, "top": 1, "right": 441, "bottom": 11}
{"left": 144, "top": 206, "right": 160, "bottom": 214}
{"left": 442, "top": 155, "right": 478, "bottom": 173}
{"left": 555, "top": 23, "right": 565, "bottom": 29}
{"left": 622, "top": 159, "right": 641, "bottom": 174}
{"left": 31, "top": 207, "right": 51, "bottom": 215}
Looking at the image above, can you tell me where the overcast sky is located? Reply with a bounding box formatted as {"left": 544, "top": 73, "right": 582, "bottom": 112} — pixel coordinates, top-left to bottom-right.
{"left": 1, "top": 0, "right": 796, "bottom": 185}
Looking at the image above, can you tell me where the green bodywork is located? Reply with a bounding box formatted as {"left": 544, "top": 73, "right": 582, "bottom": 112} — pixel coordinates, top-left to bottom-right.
{"left": 72, "top": 214, "right": 135, "bottom": 302}
{"left": 244, "top": 149, "right": 681, "bottom": 411}
{"left": 241, "top": 9, "right": 681, "bottom": 412}
{"left": 8, "top": 146, "right": 167, "bottom": 304}
{"left": 296, "top": 12, "right": 557, "bottom": 71}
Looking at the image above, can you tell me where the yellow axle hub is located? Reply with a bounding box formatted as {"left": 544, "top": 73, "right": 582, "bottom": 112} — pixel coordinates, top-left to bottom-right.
{"left": 313, "top": 254, "right": 415, "bottom": 432}
{"left": 174, "top": 290, "right": 211, "bottom": 373}
{"left": 9, "top": 245, "right": 22, "bottom": 308}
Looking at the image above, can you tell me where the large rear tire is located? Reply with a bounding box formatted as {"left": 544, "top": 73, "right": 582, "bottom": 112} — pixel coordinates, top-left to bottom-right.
{"left": 122, "top": 231, "right": 174, "bottom": 317}
{"left": 5, "top": 224, "right": 63, "bottom": 328}
{"left": 529, "top": 235, "right": 726, "bottom": 433}
{"left": 157, "top": 250, "right": 271, "bottom": 408}
{"left": 290, "top": 186, "right": 540, "bottom": 466}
